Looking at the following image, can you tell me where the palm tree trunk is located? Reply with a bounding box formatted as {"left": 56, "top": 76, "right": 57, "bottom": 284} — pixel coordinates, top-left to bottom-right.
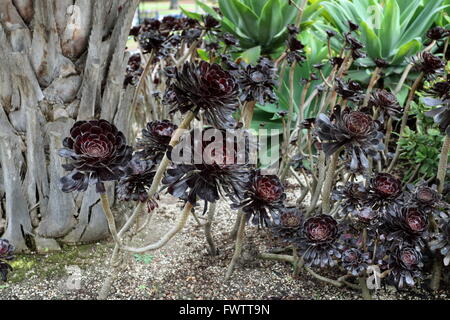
{"left": 0, "top": 0, "right": 139, "bottom": 252}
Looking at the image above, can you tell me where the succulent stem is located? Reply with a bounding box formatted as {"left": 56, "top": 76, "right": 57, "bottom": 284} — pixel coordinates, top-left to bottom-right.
{"left": 225, "top": 213, "right": 246, "bottom": 281}
{"left": 437, "top": 135, "right": 450, "bottom": 194}
{"left": 122, "top": 202, "right": 193, "bottom": 253}
{"left": 387, "top": 72, "right": 424, "bottom": 172}
{"left": 205, "top": 202, "right": 218, "bottom": 256}
{"left": 358, "top": 276, "right": 372, "bottom": 300}
{"left": 321, "top": 151, "right": 340, "bottom": 214}
{"left": 363, "top": 67, "right": 381, "bottom": 108}
{"left": 99, "top": 193, "right": 122, "bottom": 246}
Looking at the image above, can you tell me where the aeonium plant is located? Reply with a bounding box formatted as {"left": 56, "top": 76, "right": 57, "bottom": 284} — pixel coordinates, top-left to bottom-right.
{"left": 0, "top": 239, "right": 15, "bottom": 282}
{"left": 40, "top": 11, "right": 450, "bottom": 301}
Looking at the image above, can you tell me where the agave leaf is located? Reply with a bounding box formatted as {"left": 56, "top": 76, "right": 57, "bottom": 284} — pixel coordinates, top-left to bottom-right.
{"left": 379, "top": 0, "right": 401, "bottom": 58}
{"left": 258, "top": 0, "right": 283, "bottom": 47}
{"left": 242, "top": 0, "right": 266, "bottom": 16}
{"left": 399, "top": 0, "right": 446, "bottom": 45}
{"left": 321, "top": 1, "right": 353, "bottom": 32}
{"left": 240, "top": 45, "right": 261, "bottom": 64}
{"left": 398, "top": 0, "right": 422, "bottom": 30}
{"left": 390, "top": 39, "right": 422, "bottom": 65}
{"left": 230, "top": 0, "right": 260, "bottom": 40}
{"left": 195, "top": 0, "right": 221, "bottom": 19}
{"left": 219, "top": 0, "right": 243, "bottom": 28}
{"left": 360, "top": 21, "right": 382, "bottom": 60}
{"left": 179, "top": 6, "right": 203, "bottom": 20}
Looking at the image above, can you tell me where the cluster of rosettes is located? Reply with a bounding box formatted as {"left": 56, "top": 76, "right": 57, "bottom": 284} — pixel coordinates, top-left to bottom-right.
{"left": 129, "top": 14, "right": 221, "bottom": 62}
{"left": 331, "top": 173, "right": 449, "bottom": 288}
{"left": 123, "top": 53, "right": 143, "bottom": 87}
{"left": 0, "top": 239, "right": 14, "bottom": 282}
{"left": 130, "top": 17, "right": 200, "bottom": 57}
{"left": 315, "top": 106, "right": 385, "bottom": 172}
{"left": 58, "top": 118, "right": 178, "bottom": 208}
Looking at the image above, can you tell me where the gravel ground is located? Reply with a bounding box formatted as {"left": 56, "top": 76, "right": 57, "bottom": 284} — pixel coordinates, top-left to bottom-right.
{"left": 1, "top": 184, "right": 449, "bottom": 300}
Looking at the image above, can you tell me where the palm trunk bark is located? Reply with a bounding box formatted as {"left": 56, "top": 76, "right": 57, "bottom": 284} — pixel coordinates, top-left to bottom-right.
{"left": 0, "top": 0, "right": 139, "bottom": 252}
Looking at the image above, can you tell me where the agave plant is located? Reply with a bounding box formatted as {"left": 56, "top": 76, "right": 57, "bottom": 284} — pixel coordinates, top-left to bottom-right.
{"left": 314, "top": 0, "right": 448, "bottom": 84}
{"left": 194, "top": 0, "right": 324, "bottom": 54}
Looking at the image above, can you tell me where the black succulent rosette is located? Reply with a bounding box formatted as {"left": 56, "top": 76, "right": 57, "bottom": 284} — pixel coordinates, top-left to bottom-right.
{"left": 430, "top": 217, "right": 450, "bottom": 266}
{"left": 203, "top": 14, "right": 220, "bottom": 30}
{"left": 138, "top": 29, "right": 166, "bottom": 54}
{"left": 404, "top": 183, "right": 444, "bottom": 214}
{"left": 341, "top": 248, "right": 371, "bottom": 276}
{"left": 387, "top": 246, "right": 423, "bottom": 289}
{"left": 335, "top": 78, "right": 364, "bottom": 102}
{"left": 116, "top": 158, "right": 157, "bottom": 203}
{"left": 163, "top": 61, "right": 240, "bottom": 129}
{"left": 221, "top": 32, "right": 239, "bottom": 47}
{"left": 285, "top": 28, "right": 306, "bottom": 65}
{"left": 384, "top": 206, "right": 429, "bottom": 250}
{"left": 59, "top": 120, "right": 133, "bottom": 193}
{"left": 424, "top": 80, "right": 450, "bottom": 136}
{"left": 343, "top": 30, "right": 366, "bottom": 60}
{"left": 365, "top": 173, "right": 403, "bottom": 214}
{"left": 315, "top": 107, "right": 385, "bottom": 171}
{"left": 0, "top": 239, "right": 14, "bottom": 282}
{"left": 232, "top": 57, "right": 278, "bottom": 105}
{"left": 332, "top": 182, "right": 368, "bottom": 218}
{"left": 270, "top": 206, "right": 304, "bottom": 244}
{"left": 429, "top": 79, "right": 450, "bottom": 100}
{"left": 162, "top": 128, "right": 252, "bottom": 210}
{"left": 136, "top": 120, "right": 178, "bottom": 162}
{"left": 295, "top": 214, "right": 342, "bottom": 268}
{"left": 232, "top": 170, "right": 286, "bottom": 227}
{"left": 368, "top": 89, "right": 402, "bottom": 123}
{"left": 374, "top": 58, "right": 389, "bottom": 68}
{"left": 426, "top": 26, "right": 450, "bottom": 41}
{"left": 411, "top": 52, "right": 445, "bottom": 79}
{"left": 330, "top": 56, "right": 344, "bottom": 69}
{"left": 123, "top": 53, "right": 143, "bottom": 87}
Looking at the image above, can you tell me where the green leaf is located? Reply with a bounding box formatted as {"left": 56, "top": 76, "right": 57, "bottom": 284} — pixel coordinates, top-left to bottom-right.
{"left": 179, "top": 6, "right": 203, "bottom": 21}
{"left": 380, "top": 0, "right": 400, "bottom": 58}
{"left": 240, "top": 45, "right": 261, "bottom": 64}
{"left": 360, "top": 21, "right": 382, "bottom": 59}
{"left": 258, "top": 0, "right": 283, "bottom": 47}
{"left": 399, "top": 0, "right": 446, "bottom": 45}
{"left": 390, "top": 39, "right": 421, "bottom": 65}
{"left": 195, "top": 0, "right": 221, "bottom": 20}
{"left": 197, "top": 49, "right": 209, "bottom": 62}
{"left": 231, "top": 0, "right": 260, "bottom": 40}
{"left": 219, "top": 0, "right": 243, "bottom": 28}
